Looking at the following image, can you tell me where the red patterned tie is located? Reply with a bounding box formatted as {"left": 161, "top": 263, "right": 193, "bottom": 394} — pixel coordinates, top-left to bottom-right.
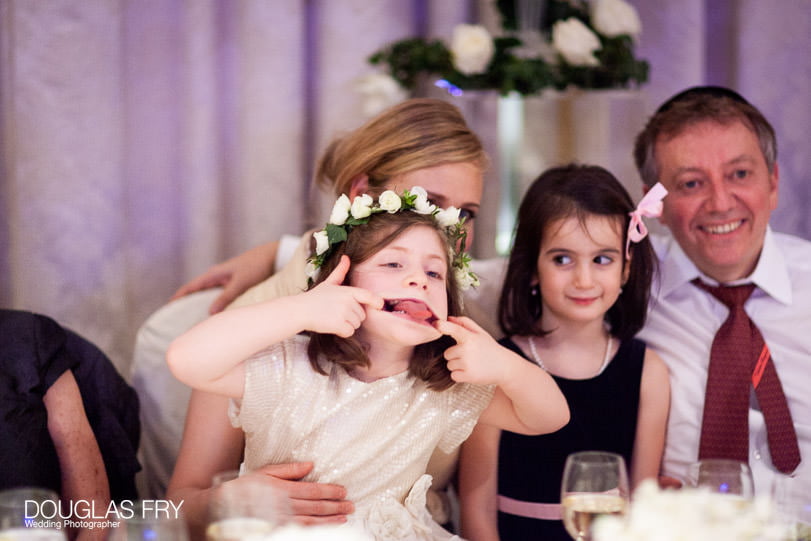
{"left": 692, "top": 280, "right": 801, "bottom": 474}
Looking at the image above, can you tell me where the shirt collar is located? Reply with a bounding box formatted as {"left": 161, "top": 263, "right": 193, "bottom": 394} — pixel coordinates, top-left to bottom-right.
{"left": 654, "top": 227, "right": 792, "bottom": 305}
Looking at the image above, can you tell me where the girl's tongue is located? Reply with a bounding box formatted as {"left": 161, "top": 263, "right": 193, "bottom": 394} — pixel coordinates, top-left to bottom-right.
{"left": 386, "top": 299, "right": 435, "bottom": 323}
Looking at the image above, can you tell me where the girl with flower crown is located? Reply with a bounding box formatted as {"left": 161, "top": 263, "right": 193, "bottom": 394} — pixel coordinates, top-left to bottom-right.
{"left": 155, "top": 98, "right": 494, "bottom": 534}
{"left": 167, "top": 187, "right": 569, "bottom": 541}
{"left": 458, "top": 165, "right": 671, "bottom": 541}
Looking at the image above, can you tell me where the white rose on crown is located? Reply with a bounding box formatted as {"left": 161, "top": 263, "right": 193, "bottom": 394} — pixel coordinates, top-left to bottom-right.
{"left": 409, "top": 186, "right": 436, "bottom": 215}
{"left": 350, "top": 194, "right": 374, "bottom": 219}
{"left": 455, "top": 267, "right": 480, "bottom": 290}
{"left": 378, "top": 190, "right": 402, "bottom": 213}
{"left": 313, "top": 230, "right": 329, "bottom": 255}
{"left": 306, "top": 187, "right": 478, "bottom": 290}
{"left": 329, "top": 194, "right": 351, "bottom": 225}
{"left": 435, "top": 206, "right": 461, "bottom": 228}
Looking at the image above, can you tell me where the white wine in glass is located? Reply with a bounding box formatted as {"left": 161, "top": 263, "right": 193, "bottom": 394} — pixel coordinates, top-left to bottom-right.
{"left": 205, "top": 471, "right": 290, "bottom": 541}
{"left": 560, "top": 451, "right": 630, "bottom": 541}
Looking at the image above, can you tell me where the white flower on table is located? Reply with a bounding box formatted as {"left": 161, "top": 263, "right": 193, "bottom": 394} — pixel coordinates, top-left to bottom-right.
{"left": 313, "top": 230, "right": 329, "bottom": 255}
{"left": 593, "top": 480, "right": 786, "bottom": 541}
{"left": 354, "top": 72, "right": 408, "bottom": 118}
{"left": 350, "top": 194, "right": 374, "bottom": 219}
{"left": 378, "top": 190, "right": 402, "bottom": 213}
{"left": 409, "top": 186, "right": 436, "bottom": 215}
{"left": 450, "top": 24, "right": 495, "bottom": 75}
{"left": 552, "top": 17, "right": 601, "bottom": 67}
{"left": 590, "top": 0, "right": 642, "bottom": 39}
{"left": 329, "top": 194, "right": 351, "bottom": 225}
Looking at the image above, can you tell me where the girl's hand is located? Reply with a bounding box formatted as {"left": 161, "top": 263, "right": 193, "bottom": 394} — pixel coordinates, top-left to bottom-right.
{"left": 301, "top": 255, "right": 383, "bottom": 337}
{"left": 436, "top": 316, "right": 508, "bottom": 385}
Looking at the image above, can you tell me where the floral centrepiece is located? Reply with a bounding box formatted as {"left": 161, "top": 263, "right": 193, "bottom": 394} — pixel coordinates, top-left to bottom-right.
{"left": 361, "top": 0, "right": 648, "bottom": 108}
{"left": 306, "top": 187, "right": 479, "bottom": 290}
{"left": 592, "top": 480, "right": 788, "bottom": 541}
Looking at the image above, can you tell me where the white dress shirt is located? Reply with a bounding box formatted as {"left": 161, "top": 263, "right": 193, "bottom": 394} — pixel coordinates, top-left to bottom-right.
{"left": 638, "top": 228, "right": 811, "bottom": 497}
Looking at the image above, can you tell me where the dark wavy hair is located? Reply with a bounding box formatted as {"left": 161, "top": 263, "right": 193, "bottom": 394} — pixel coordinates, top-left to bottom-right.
{"left": 498, "top": 164, "right": 655, "bottom": 341}
{"left": 306, "top": 211, "right": 463, "bottom": 390}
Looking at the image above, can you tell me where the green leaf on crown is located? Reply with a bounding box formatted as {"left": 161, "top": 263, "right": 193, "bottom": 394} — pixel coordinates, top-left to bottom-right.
{"left": 325, "top": 223, "right": 348, "bottom": 245}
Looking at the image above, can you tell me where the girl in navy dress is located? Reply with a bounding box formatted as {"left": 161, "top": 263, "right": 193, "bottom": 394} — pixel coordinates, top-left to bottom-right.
{"left": 458, "top": 164, "right": 671, "bottom": 541}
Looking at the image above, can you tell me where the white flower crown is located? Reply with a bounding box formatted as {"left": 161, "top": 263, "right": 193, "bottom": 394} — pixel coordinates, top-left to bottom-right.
{"left": 306, "top": 187, "right": 479, "bottom": 290}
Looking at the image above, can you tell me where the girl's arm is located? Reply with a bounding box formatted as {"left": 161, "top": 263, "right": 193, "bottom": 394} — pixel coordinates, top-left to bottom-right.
{"left": 458, "top": 422, "right": 501, "bottom": 541}
{"left": 437, "top": 317, "right": 570, "bottom": 435}
{"left": 167, "top": 256, "right": 382, "bottom": 398}
{"left": 629, "top": 348, "right": 670, "bottom": 488}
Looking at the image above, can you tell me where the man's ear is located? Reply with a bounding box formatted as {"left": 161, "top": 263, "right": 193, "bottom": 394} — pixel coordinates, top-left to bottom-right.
{"left": 768, "top": 162, "right": 780, "bottom": 211}
{"left": 348, "top": 174, "right": 370, "bottom": 198}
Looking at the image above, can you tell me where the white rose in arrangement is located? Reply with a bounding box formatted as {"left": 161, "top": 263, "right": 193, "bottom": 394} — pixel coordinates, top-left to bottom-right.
{"left": 329, "top": 194, "right": 351, "bottom": 225}
{"left": 450, "top": 24, "right": 495, "bottom": 75}
{"left": 552, "top": 17, "right": 601, "bottom": 67}
{"left": 435, "top": 206, "right": 461, "bottom": 228}
{"left": 409, "top": 187, "right": 436, "bottom": 215}
{"left": 378, "top": 190, "right": 402, "bottom": 213}
{"left": 591, "top": 0, "right": 642, "bottom": 38}
{"left": 593, "top": 480, "right": 786, "bottom": 541}
{"left": 354, "top": 72, "right": 409, "bottom": 118}
{"left": 350, "top": 194, "right": 374, "bottom": 219}
{"left": 313, "top": 230, "right": 329, "bottom": 255}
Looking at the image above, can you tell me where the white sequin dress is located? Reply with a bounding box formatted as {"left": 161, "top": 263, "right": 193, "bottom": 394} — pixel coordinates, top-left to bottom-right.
{"left": 230, "top": 335, "right": 494, "bottom": 540}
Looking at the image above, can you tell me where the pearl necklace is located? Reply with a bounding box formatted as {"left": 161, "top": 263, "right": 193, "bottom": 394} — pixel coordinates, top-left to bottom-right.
{"left": 527, "top": 333, "right": 614, "bottom": 376}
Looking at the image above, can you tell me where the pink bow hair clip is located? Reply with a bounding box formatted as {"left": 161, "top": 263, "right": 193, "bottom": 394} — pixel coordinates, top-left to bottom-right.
{"left": 626, "top": 182, "right": 668, "bottom": 258}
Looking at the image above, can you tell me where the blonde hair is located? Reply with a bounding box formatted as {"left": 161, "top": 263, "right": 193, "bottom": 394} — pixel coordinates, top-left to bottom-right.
{"left": 316, "top": 98, "right": 488, "bottom": 195}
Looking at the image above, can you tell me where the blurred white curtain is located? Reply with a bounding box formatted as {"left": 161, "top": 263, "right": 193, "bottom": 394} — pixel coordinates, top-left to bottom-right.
{"left": 0, "top": 0, "right": 476, "bottom": 373}
{"left": 1, "top": 0, "right": 809, "bottom": 375}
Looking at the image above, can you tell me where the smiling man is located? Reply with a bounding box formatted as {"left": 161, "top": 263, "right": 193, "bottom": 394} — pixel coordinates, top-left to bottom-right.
{"left": 633, "top": 87, "right": 810, "bottom": 497}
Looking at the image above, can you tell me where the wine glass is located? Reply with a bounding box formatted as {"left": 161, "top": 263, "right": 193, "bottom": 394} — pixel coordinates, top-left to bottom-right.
{"left": 686, "top": 459, "right": 754, "bottom": 501}
{"left": 107, "top": 500, "right": 189, "bottom": 541}
{"left": 771, "top": 475, "right": 811, "bottom": 541}
{"left": 205, "top": 470, "right": 291, "bottom": 541}
{"left": 0, "top": 488, "right": 66, "bottom": 540}
{"left": 560, "top": 451, "right": 630, "bottom": 541}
